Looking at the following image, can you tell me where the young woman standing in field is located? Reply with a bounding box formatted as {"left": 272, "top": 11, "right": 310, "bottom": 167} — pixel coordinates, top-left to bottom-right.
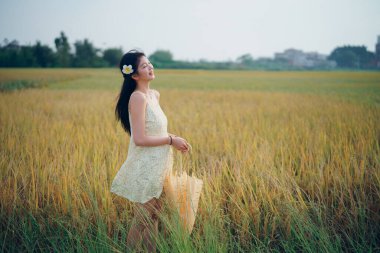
{"left": 110, "top": 49, "right": 190, "bottom": 252}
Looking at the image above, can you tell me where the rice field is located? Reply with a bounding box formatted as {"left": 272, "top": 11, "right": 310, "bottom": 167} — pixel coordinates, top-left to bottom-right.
{"left": 0, "top": 68, "right": 379, "bottom": 252}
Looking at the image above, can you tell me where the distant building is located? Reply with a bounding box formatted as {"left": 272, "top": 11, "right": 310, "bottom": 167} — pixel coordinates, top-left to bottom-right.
{"left": 274, "top": 48, "right": 336, "bottom": 69}
{"left": 376, "top": 35, "right": 380, "bottom": 68}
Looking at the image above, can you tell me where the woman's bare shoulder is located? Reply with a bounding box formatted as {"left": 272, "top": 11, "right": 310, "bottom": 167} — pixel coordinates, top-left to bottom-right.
{"left": 131, "top": 90, "right": 147, "bottom": 98}
{"left": 129, "top": 91, "right": 147, "bottom": 110}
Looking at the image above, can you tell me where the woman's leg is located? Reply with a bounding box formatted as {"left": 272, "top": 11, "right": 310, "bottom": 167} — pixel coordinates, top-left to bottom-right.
{"left": 126, "top": 214, "right": 144, "bottom": 250}
{"left": 127, "top": 197, "right": 162, "bottom": 252}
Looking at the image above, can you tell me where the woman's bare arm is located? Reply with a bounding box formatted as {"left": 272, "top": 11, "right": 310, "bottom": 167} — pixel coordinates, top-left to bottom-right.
{"left": 129, "top": 91, "right": 170, "bottom": 146}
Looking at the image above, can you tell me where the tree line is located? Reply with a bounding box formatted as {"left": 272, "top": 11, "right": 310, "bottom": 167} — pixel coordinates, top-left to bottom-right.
{"left": 0, "top": 31, "right": 379, "bottom": 70}
{"left": 0, "top": 32, "right": 122, "bottom": 68}
{"left": 328, "top": 46, "right": 378, "bottom": 69}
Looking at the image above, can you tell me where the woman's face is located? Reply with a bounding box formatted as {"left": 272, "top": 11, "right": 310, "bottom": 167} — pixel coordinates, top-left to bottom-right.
{"left": 134, "top": 56, "right": 155, "bottom": 81}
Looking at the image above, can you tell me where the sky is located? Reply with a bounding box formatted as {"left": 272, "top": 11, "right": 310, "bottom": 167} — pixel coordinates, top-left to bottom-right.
{"left": 0, "top": 0, "right": 379, "bottom": 61}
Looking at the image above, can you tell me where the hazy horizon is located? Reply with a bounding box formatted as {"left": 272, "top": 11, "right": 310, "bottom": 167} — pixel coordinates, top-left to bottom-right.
{"left": 1, "top": 0, "right": 379, "bottom": 61}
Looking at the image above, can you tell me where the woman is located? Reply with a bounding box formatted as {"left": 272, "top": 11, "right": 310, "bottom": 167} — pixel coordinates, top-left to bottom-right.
{"left": 110, "top": 49, "right": 190, "bottom": 252}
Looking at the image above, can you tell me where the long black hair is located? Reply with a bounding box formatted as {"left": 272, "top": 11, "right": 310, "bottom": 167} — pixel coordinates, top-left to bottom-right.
{"left": 115, "top": 49, "right": 146, "bottom": 136}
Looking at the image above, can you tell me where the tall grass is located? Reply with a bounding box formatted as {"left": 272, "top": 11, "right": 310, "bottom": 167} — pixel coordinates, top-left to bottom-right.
{"left": 0, "top": 69, "right": 379, "bottom": 252}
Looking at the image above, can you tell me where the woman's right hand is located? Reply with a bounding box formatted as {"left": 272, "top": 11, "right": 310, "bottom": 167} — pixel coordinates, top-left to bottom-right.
{"left": 172, "top": 136, "right": 190, "bottom": 153}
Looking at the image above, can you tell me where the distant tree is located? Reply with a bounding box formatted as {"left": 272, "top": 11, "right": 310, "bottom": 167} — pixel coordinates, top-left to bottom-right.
{"left": 54, "top": 31, "right": 71, "bottom": 67}
{"left": 236, "top": 54, "right": 254, "bottom": 69}
{"left": 236, "top": 54, "right": 254, "bottom": 65}
{"left": 328, "top": 46, "right": 376, "bottom": 69}
{"left": 73, "top": 39, "right": 106, "bottom": 67}
{"left": 33, "top": 41, "right": 55, "bottom": 67}
{"left": 149, "top": 50, "right": 174, "bottom": 67}
{"left": 0, "top": 40, "right": 41, "bottom": 67}
{"left": 19, "top": 45, "right": 38, "bottom": 67}
{"left": 103, "top": 47, "right": 123, "bottom": 67}
{"left": 0, "top": 40, "right": 18, "bottom": 67}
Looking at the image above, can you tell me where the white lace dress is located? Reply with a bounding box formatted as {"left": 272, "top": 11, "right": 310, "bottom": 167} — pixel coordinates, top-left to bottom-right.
{"left": 110, "top": 91, "right": 173, "bottom": 204}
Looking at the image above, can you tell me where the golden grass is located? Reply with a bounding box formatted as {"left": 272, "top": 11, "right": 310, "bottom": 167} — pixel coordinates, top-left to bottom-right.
{"left": 0, "top": 69, "right": 379, "bottom": 251}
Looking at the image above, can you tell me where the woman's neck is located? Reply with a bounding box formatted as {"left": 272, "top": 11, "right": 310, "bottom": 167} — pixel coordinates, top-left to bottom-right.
{"left": 136, "top": 81, "right": 150, "bottom": 94}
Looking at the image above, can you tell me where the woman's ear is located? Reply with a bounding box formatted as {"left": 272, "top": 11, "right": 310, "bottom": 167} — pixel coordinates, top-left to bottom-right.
{"left": 131, "top": 73, "right": 139, "bottom": 81}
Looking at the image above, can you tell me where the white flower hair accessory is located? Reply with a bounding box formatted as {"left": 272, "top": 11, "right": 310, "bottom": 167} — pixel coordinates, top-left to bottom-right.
{"left": 122, "top": 65, "right": 134, "bottom": 75}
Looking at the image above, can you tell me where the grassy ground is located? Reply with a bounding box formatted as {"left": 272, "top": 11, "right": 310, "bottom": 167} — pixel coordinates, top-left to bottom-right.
{"left": 0, "top": 69, "right": 379, "bottom": 252}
